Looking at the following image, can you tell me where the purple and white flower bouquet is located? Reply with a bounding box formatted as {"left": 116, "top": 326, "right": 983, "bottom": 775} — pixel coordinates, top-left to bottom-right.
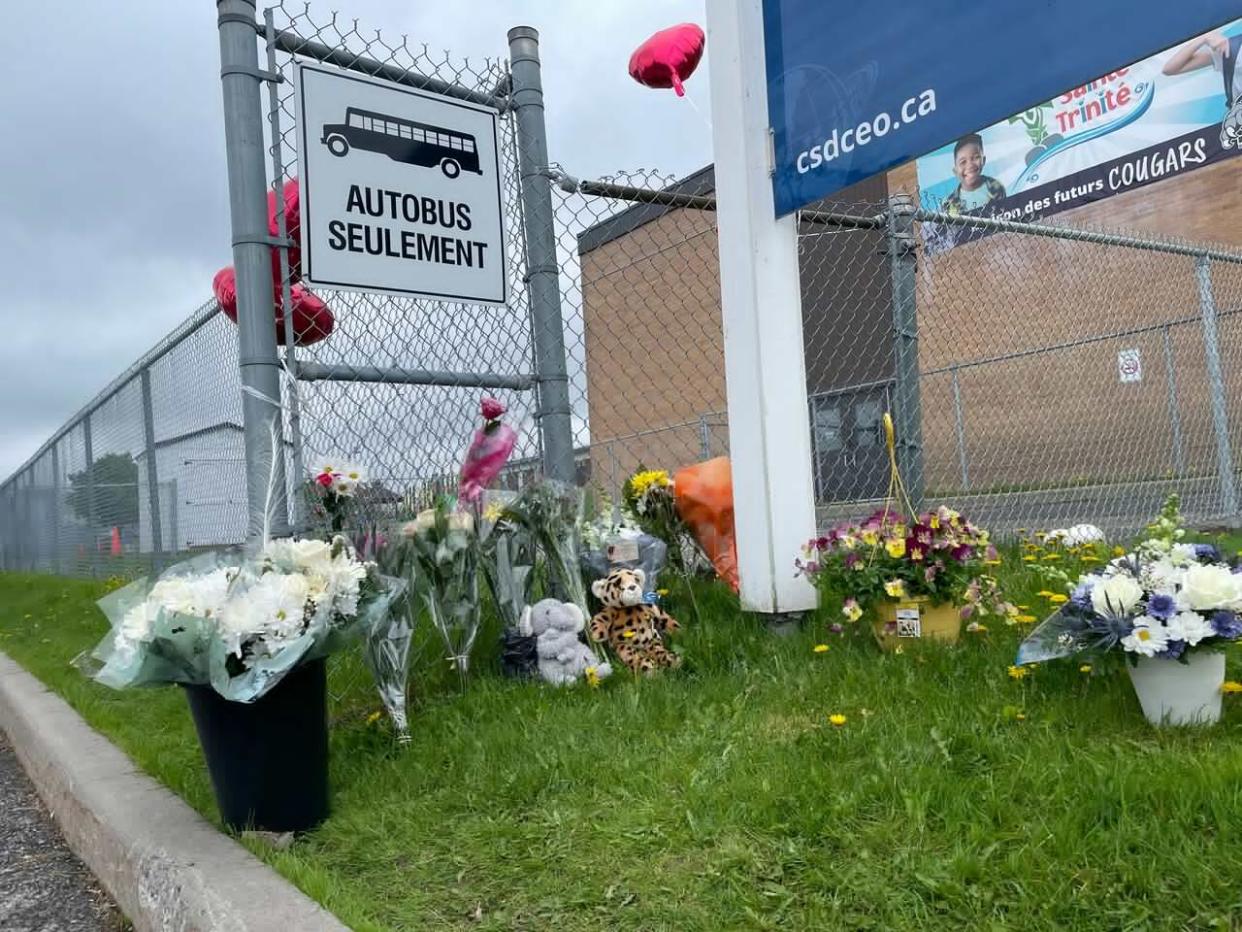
{"left": 1017, "top": 498, "right": 1242, "bottom": 667}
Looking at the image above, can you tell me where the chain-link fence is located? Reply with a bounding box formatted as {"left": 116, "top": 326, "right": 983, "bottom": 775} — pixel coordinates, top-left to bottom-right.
{"left": 5, "top": 4, "right": 1242, "bottom": 580}
{"left": 0, "top": 301, "right": 248, "bottom": 576}
{"left": 557, "top": 171, "right": 1242, "bottom": 539}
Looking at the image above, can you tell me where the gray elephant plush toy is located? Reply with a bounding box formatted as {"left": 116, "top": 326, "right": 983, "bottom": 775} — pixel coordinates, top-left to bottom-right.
{"left": 519, "top": 599, "right": 613, "bottom": 686}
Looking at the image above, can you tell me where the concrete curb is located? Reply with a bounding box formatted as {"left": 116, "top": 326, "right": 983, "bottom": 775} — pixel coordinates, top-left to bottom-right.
{"left": 0, "top": 652, "right": 350, "bottom": 932}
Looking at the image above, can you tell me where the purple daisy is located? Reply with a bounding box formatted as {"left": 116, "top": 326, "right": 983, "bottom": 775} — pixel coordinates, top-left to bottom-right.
{"left": 1147, "top": 592, "right": 1176, "bottom": 621}
{"left": 1212, "top": 611, "right": 1242, "bottom": 640}
{"left": 1161, "top": 639, "right": 1187, "bottom": 660}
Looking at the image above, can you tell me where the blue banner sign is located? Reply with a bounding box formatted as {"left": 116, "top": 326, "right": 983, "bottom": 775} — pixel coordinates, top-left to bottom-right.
{"left": 762, "top": 1, "right": 1239, "bottom": 216}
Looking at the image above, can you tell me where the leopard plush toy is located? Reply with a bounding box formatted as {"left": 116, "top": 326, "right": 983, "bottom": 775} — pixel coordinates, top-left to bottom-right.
{"left": 588, "top": 568, "right": 681, "bottom": 674}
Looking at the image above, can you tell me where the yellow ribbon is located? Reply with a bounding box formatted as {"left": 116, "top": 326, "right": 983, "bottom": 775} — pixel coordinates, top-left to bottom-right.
{"left": 866, "top": 413, "right": 918, "bottom": 569}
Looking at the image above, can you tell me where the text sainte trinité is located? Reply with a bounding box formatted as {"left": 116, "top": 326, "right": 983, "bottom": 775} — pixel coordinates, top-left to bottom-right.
{"left": 326, "top": 184, "right": 490, "bottom": 269}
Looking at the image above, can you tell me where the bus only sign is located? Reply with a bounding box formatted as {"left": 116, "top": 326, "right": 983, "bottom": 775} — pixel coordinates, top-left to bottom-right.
{"left": 295, "top": 62, "right": 507, "bottom": 305}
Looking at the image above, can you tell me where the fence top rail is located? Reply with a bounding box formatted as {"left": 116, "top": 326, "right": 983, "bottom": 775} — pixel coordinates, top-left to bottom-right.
{"left": 264, "top": 20, "right": 511, "bottom": 111}
{"left": 913, "top": 205, "right": 1242, "bottom": 265}
{"left": 0, "top": 298, "right": 221, "bottom": 492}
{"left": 568, "top": 170, "right": 1242, "bottom": 260}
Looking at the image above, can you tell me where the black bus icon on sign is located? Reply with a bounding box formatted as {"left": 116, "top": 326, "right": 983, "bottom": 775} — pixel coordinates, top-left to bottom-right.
{"left": 321, "top": 107, "right": 482, "bottom": 178}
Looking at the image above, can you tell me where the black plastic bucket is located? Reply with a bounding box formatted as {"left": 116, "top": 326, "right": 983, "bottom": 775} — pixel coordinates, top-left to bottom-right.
{"left": 183, "top": 658, "right": 329, "bottom": 833}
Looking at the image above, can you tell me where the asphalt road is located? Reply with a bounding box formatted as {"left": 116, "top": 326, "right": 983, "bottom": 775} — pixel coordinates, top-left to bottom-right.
{"left": 0, "top": 735, "right": 125, "bottom": 932}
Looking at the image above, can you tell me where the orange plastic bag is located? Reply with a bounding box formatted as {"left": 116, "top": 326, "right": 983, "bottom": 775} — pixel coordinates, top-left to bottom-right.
{"left": 673, "top": 457, "right": 739, "bottom": 592}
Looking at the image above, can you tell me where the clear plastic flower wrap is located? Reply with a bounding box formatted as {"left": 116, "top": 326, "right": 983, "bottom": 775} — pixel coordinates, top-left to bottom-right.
{"left": 480, "top": 498, "right": 537, "bottom": 631}
{"left": 580, "top": 531, "right": 669, "bottom": 592}
{"left": 400, "top": 501, "right": 481, "bottom": 679}
{"left": 502, "top": 480, "right": 590, "bottom": 615}
{"left": 77, "top": 551, "right": 235, "bottom": 690}
{"left": 76, "top": 537, "right": 405, "bottom": 704}
{"left": 361, "top": 598, "right": 416, "bottom": 741}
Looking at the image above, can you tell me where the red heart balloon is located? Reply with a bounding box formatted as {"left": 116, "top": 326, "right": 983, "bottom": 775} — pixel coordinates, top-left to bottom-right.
{"left": 629, "top": 23, "right": 705, "bottom": 97}
{"left": 267, "top": 178, "right": 302, "bottom": 282}
{"left": 212, "top": 265, "right": 335, "bottom": 348}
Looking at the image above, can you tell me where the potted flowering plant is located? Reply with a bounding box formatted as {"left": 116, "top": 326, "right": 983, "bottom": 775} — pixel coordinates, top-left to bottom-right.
{"left": 798, "top": 506, "right": 1010, "bottom": 649}
{"left": 76, "top": 536, "right": 402, "bottom": 831}
{"left": 1016, "top": 496, "right": 1240, "bottom": 725}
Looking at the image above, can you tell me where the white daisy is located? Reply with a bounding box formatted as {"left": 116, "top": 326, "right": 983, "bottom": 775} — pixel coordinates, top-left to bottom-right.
{"left": 1121, "top": 618, "right": 1169, "bottom": 657}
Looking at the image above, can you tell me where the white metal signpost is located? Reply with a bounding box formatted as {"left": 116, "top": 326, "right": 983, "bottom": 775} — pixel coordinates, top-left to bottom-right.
{"left": 296, "top": 62, "right": 507, "bottom": 305}
{"left": 707, "top": 0, "right": 819, "bottom": 616}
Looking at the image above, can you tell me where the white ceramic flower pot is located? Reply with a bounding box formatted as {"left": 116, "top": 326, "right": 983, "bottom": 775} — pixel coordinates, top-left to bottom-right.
{"left": 1127, "top": 651, "right": 1225, "bottom": 726}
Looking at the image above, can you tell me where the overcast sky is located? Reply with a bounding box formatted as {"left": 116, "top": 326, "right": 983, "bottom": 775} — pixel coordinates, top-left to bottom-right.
{"left": 0, "top": 0, "right": 712, "bottom": 480}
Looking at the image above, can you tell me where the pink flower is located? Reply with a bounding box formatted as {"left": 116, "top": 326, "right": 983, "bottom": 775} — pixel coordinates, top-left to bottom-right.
{"left": 315, "top": 471, "right": 335, "bottom": 489}
{"left": 480, "top": 396, "right": 506, "bottom": 421}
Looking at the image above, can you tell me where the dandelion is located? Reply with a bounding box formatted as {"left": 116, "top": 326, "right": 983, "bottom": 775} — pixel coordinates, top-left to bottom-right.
{"left": 585, "top": 666, "right": 601, "bottom": 688}
{"left": 1113, "top": 545, "right": 1126, "bottom": 557}
{"left": 1080, "top": 664, "right": 1093, "bottom": 674}
{"left": 1042, "top": 553, "right": 1062, "bottom": 562}
{"left": 1014, "top": 614, "right": 1037, "bottom": 624}
{"left": 366, "top": 710, "right": 383, "bottom": 725}
{"left": 656, "top": 588, "right": 669, "bottom": 597}
{"left": 1008, "top": 665, "right": 1030, "bottom": 680}
{"left": 1048, "top": 594, "right": 1069, "bottom": 604}
{"left": 1222, "top": 681, "right": 1242, "bottom": 694}
{"left": 1015, "top": 712, "right": 1027, "bottom": 721}
{"left": 813, "top": 644, "right": 830, "bottom": 653}
{"left": 829, "top": 714, "right": 847, "bottom": 727}
{"left": 984, "top": 559, "right": 1002, "bottom": 566}
{"left": 1023, "top": 555, "right": 1036, "bottom": 563}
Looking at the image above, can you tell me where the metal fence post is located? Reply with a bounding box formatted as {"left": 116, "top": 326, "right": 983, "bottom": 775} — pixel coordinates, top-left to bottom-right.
{"left": 265, "top": 8, "right": 307, "bottom": 530}
{"left": 218, "top": 0, "right": 290, "bottom": 539}
{"left": 698, "top": 414, "right": 712, "bottom": 461}
{"left": 1195, "top": 256, "right": 1237, "bottom": 516}
{"left": 140, "top": 368, "right": 164, "bottom": 571}
{"left": 1161, "top": 325, "right": 1186, "bottom": 478}
{"left": 168, "top": 478, "right": 180, "bottom": 557}
{"left": 507, "top": 26, "right": 576, "bottom": 485}
{"left": 82, "top": 413, "right": 96, "bottom": 575}
{"left": 21, "top": 470, "right": 32, "bottom": 571}
{"left": 887, "top": 197, "right": 925, "bottom": 509}
{"left": 51, "top": 442, "right": 62, "bottom": 574}
{"left": 950, "top": 368, "right": 969, "bottom": 491}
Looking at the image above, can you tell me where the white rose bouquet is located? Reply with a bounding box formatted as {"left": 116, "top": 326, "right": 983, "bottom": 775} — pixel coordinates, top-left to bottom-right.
{"left": 77, "top": 536, "right": 404, "bottom": 703}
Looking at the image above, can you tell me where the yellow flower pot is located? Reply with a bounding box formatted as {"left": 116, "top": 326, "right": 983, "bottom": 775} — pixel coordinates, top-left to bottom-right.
{"left": 871, "top": 598, "right": 962, "bottom": 651}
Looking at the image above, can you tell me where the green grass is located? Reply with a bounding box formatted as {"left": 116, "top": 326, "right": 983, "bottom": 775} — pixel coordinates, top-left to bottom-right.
{"left": 4, "top": 555, "right": 1242, "bottom": 931}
